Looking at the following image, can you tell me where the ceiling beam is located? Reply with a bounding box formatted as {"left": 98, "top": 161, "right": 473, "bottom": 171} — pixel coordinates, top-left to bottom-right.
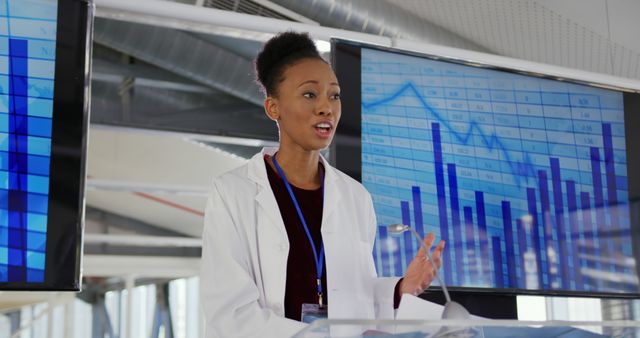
{"left": 86, "top": 206, "right": 189, "bottom": 237}
{"left": 92, "top": 59, "right": 214, "bottom": 94}
{"left": 90, "top": 79, "right": 277, "bottom": 140}
{"left": 93, "top": 18, "right": 263, "bottom": 106}
{"left": 83, "top": 245, "right": 201, "bottom": 257}
{"left": 82, "top": 255, "right": 200, "bottom": 278}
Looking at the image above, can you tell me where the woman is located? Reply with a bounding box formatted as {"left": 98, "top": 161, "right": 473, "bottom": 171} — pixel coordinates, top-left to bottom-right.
{"left": 200, "top": 32, "right": 445, "bottom": 338}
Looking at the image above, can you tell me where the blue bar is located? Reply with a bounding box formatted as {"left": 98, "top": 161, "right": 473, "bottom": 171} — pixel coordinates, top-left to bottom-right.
{"left": 601, "top": 124, "right": 618, "bottom": 206}
{"left": 526, "top": 187, "right": 544, "bottom": 288}
{"left": 447, "top": 163, "right": 464, "bottom": 285}
{"left": 401, "top": 201, "right": 411, "bottom": 228}
{"left": 501, "top": 201, "right": 517, "bottom": 288}
{"left": 475, "top": 191, "right": 488, "bottom": 284}
{"left": 537, "top": 170, "right": 552, "bottom": 287}
{"left": 516, "top": 219, "right": 527, "bottom": 288}
{"left": 401, "top": 200, "right": 413, "bottom": 275}
{"left": 8, "top": 38, "right": 29, "bottom": 283}
{"left": 432, "top": 123, "right": 452, "bottom": 285}
{"left": 590, "top": 147, "right": 611, "bottom": 269}
{"left": 566, "top": 180, "right": 583, "bottom": 290}
{"left": 463, "top": 206, "right": 475, "bottom": 284}
{"left": 550, "top": 158, "right": 569, "bottom": 289}
{"left": 590, "top": 147, "right": 605, "bottom": 209}
{"left": 602, "top": 123, "right": 620, "bottom": 274}
{"left": 580, "top": 192, "right": 598, "bottom": 288}
{"left": 379, "top": 226, "right": 391, "bottom": 277}
{"left": 492, "top": 236, "right": 504, "bottom": 288}
{"left": 412, "top": 186, "right": 424, "bottom": 238}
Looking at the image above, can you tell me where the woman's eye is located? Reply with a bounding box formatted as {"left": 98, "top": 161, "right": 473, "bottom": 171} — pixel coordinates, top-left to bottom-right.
{"left": 331, "top": 93, "right": 341, "bottom": 100}
{"left": 303, "top": 92, "right": 316, "bottom": 99}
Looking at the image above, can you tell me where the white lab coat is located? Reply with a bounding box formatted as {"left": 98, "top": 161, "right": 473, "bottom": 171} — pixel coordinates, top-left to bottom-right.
{"left": 200, "top": 148, "right": 400, "bottom": 338}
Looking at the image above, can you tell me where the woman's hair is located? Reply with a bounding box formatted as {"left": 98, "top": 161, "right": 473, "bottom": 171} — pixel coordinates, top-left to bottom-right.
{"left": 254, "top": 31, "right": 325, "bottom": 97}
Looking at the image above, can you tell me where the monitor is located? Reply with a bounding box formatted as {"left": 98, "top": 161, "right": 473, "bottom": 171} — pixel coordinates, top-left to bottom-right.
{"left": 332, "top": 39, "right": 640, "bottom": 297}
{"left": 0, "top": 0, "right": 92, "bottom": 290}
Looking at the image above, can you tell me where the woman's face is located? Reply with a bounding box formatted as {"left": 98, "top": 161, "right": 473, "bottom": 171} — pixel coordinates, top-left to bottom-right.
{"left": 266, "top": 58, "right": 341, "bottom": 152}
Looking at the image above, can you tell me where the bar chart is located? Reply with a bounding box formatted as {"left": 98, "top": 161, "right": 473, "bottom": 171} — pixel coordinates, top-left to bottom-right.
{"left": 0, "top": 0, "right": 57, "bottom": 283}
{"left": 361, "top": 48, "right": 637, "bottom": 293}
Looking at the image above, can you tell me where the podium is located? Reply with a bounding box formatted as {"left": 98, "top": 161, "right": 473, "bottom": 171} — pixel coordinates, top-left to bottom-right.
{"left": 293, "top": 319, "right": 640, "bottom": 337}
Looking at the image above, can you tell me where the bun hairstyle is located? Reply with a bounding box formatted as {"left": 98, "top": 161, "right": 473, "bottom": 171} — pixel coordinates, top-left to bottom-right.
{"left": 254, "top": 31, "right": 325, "bottom": 97}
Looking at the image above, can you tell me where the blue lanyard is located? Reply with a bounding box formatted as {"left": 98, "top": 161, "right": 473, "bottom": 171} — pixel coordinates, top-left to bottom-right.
{"left": 272, "top": 153, "right": 326, "bottom": 307}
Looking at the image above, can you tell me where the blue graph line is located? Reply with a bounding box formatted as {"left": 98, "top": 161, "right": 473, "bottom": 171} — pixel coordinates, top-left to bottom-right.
{"left": 362, "top": 82, "right": 539, "bottom": 186}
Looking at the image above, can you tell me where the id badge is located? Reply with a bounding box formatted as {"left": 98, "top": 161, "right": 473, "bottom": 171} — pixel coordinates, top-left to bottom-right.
{"left": 301, "top": 303, "right": 328, "bottom": 323}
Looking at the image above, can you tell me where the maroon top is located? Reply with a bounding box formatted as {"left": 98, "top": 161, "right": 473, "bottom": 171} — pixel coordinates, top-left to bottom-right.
{"left": 264, "top": 156, "right": 402, "bottom": 322}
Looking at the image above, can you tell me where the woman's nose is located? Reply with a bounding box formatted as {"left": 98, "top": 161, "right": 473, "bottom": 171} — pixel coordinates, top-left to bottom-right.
{"left": 316, "top": 97, "right": 332, "bottom": 115}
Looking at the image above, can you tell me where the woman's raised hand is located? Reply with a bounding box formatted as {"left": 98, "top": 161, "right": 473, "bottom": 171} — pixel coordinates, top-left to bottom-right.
{"left": 399, "top": 233, "right": 445, "bottom": 296}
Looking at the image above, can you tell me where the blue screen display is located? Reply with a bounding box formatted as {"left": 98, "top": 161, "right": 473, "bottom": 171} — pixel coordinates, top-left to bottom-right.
{"left": 362, "top": 47, "right": 637, "bottom": 293}
{"left": 0, "top": 0, "right": 57, "bottom": 283}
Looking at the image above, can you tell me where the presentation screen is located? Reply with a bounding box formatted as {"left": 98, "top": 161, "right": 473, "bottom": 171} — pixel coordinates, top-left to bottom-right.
{"left": 0, "top": 0, "right": 91, "bottom": 290}
{"left": 333, "top": 40, "right": 640, "bottom": 296}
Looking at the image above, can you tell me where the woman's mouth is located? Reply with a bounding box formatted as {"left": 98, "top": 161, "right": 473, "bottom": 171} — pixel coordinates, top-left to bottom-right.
{"left": 314, "top": 122, "right": 333, "bottom": 138}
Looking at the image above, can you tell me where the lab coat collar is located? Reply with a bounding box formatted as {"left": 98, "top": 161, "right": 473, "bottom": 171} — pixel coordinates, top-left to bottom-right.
{"left": 247, "top": 147, "right": 341, "bottom": 233}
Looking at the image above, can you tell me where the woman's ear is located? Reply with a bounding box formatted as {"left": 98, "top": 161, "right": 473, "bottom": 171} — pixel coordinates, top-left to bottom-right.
{"left": 264, "top": 97, "right": 279, "bottom": 121}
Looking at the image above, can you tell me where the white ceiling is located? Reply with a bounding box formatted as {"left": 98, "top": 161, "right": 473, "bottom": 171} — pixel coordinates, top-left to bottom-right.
{"left": 389, "top": 0, "right": 640, "bottom": 79}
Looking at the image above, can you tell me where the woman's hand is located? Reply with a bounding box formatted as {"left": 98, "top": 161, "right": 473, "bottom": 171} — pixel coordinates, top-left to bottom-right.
{"left": 399, "top": 233, "right": 445, "bottom": 296}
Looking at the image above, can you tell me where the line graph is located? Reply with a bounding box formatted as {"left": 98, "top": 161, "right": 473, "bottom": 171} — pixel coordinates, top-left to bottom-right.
{"left": 361, "top": 47, "right": 636, "bottom": 293}
{"left": 363, "top": 81, "right": 539, "bottom": 187}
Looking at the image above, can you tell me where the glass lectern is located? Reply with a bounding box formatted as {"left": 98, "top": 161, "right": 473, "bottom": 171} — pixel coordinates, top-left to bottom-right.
{"left": 294, "top": 319, "right": 640, "bottom": 337}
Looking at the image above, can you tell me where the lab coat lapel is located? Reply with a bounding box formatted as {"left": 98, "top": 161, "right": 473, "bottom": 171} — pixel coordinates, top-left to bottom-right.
{"left": 319, "top": 155, "right": 341, "bottom": 234}
{"left": 248, "top": 150, "right": 287, "bottom": 238}
{"left": 248, "top": 150, "right": 289, "bottom": 312}
{"left": 319, "top": 155, "right": 357, "bottom": 319}
{"left": 319, "top": 156, "right": 375, "bottom": 321}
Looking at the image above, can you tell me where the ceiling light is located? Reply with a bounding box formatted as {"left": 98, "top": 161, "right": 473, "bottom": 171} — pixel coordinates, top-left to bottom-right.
{"left": 314, "top": 39, "right": 331, "bottom": 53}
